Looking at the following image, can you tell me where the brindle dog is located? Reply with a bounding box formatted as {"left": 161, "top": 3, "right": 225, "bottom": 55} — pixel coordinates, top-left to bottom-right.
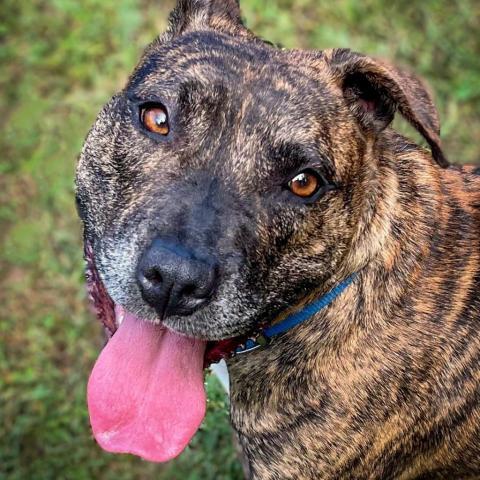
{"left": 76, "top": 1, "right": 480, "bottom": 478}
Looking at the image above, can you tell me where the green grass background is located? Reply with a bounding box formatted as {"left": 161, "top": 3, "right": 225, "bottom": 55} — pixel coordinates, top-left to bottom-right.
{"left": 1, "top": 1, "right": 479, "bottom": 479}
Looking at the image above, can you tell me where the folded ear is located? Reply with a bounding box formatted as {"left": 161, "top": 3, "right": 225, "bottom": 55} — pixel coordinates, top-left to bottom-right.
{"left": 326, "top": 48, "right": 449, "bottom": 168}
{"left": 167, "top": 0, "right": 246, "bottom": 37}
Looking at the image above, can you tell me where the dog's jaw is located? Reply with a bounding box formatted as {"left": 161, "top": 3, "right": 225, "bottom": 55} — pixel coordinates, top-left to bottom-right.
{"left": 85, "top": 241, "right": 116, "bottom": 337}
{"left": 85, "top": 239, "right": 246, "bottom": 365}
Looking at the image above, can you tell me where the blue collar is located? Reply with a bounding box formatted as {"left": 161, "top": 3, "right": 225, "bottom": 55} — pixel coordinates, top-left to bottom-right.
{"left": 234, "top": 273, "right": 358, "bottom": 355}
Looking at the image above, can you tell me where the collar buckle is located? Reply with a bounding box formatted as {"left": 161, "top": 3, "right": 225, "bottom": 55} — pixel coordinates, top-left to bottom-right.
{"left": 234, "top": 332, "right": 270, "bottom": 356}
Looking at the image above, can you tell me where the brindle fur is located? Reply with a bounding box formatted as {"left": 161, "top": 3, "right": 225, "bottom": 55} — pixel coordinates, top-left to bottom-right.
{"left": 75, "top": 1, "right": 480, "bottom": 478}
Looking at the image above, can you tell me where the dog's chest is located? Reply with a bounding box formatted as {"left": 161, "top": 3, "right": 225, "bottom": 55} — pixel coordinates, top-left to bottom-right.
{"left": 226, "top": 327, "right": 480, "bottom": 480}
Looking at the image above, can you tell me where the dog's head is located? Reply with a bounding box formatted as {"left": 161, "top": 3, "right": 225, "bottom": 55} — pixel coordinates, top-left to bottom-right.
{"left": 76, "top": 0, "right": 447, "bottom": 342}
{"left": 77, "top": 0, "right": 448, "bottom": 463}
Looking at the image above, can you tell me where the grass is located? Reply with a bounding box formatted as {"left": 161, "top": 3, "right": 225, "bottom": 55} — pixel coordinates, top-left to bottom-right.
{"left": 1, "top": 0, "right": 479, "bottom": 478}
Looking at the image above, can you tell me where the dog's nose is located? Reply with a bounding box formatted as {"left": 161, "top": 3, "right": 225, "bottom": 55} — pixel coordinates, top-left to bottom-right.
{"left": 136, "top": 237, "right": 219, "bottom": 318}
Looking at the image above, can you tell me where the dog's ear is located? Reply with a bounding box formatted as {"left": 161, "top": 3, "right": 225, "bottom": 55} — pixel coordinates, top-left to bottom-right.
{"left": 326, "top": 48, "right": 448, "bottom": 168}
{"left": 167, "top": 0, "right": 246, "bottom": 37}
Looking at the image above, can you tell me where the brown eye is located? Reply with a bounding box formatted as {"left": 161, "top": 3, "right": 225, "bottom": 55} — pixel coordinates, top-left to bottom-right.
{"left": 140, "top": 104, "right": 169, "bottom": 135}
{"left": 288, "top": 171, "right": 321, "bottom": 198}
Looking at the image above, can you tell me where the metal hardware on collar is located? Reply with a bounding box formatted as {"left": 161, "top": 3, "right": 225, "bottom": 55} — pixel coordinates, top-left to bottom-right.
{"left": 234, "top": 333, "right": 270, "bottom": 355}
{"left": 233, "top": 273, "right": 358, "bottom": 356}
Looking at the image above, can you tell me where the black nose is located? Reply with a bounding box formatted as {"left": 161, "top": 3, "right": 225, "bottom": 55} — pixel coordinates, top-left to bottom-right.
{"left": 136, "top": 237, "right": 219, "bottom": 318}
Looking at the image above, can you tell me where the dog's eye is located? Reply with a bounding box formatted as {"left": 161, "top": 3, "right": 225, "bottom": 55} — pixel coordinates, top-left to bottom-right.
{"left": 140, "top": 104, "right": 169, "bottom": 136}
{"left": 288, "top": 170, "right": 322, "bottom": 198}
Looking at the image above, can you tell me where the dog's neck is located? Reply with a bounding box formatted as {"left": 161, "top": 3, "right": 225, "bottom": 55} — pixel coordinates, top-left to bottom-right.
{"left": 228, "top": 133, "right": 446, "bottom": 396}
{"left": 228, "top": 135, "right": 480, "bottom": 479}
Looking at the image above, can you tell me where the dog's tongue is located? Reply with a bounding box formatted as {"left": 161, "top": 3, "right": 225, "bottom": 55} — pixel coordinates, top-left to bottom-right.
{"left": 87, "top": 310, "right": 207, "bottom": 462}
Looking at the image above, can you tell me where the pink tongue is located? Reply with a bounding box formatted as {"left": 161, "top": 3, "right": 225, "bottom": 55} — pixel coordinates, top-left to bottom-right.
{"left": 87, "top": 311, "right": 207, "bottom": 462}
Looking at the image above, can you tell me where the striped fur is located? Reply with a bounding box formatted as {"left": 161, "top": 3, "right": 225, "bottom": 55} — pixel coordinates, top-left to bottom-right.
{"left": 76, "top": 1, "right": 480, "bottom": 478}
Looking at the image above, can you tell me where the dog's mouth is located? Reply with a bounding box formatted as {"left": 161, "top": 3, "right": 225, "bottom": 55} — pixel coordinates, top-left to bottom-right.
{"left": 84, "top": 242, "right": 240, "bottom": 463}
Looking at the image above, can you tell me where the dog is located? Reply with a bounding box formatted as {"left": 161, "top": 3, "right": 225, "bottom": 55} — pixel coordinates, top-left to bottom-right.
{"left": 75, "top": 0, "right": 480, "bottom": 478}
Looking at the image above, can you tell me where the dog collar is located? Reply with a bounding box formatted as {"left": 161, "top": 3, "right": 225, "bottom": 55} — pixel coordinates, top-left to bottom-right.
{"left": 204, "top": 273, "right": 358, "bottom": 366}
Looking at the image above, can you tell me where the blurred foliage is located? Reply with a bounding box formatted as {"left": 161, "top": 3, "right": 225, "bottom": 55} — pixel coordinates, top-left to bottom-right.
{"left": 0, "top": 0, "right": 479, "bottom": 479}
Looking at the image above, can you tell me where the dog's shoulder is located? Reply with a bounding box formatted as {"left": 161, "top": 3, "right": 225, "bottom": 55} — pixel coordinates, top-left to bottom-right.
{"left": 471, "top": 165, "right": 480, "bottom": 175}
{"left": 443, "top": 164, "right": 480, "bottom": 204}
{"left": 466, "top": 164, "right": 480, "bottom": 178}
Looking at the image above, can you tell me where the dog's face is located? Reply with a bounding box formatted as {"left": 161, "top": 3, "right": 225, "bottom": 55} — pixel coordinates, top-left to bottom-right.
{"left": 76, "top": 0, "right": 446, "bottom": 342}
